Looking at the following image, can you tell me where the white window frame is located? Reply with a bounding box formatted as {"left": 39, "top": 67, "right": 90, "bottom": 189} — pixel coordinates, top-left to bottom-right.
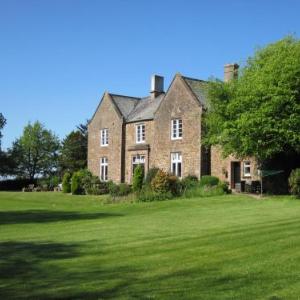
{"left": 243, "top": 161, "right": 251, "bottom": 177}
{"left": 100, "top": 157, "right": 108, "bottom": 181}
{"left": 171, "top": 119, "right": 182, "bottom": 140}
{"left": 171, "top": 152, "right": 182, "bottom": 178}
{"left": 100, "top": 129, "right": 108, "bottom": 146}
{"left": 135, "top": 124, "right": 145, "bottom": 144}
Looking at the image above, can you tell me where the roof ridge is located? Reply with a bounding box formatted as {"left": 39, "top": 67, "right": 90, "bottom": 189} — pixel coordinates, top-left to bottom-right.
{"left": 109, "top": 93, "right": 141, "bottom": 100}
{"left": 181, "top": 75, "right": 206, "bottom": 83}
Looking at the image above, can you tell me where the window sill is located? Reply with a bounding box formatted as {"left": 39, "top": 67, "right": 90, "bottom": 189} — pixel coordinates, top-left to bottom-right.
{"left": 136, "top": 141, "right": 146, "bottom": 144}
{"left": 171, "top": 137, "right": 182, "bottom": 141}
{"left": 100, "top": 145, "right": 109, "bottom": 147}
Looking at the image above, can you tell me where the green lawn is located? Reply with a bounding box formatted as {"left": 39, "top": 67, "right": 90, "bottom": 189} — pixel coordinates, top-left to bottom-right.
{"left": 1, "top": 192, "right": 300, "bottom": 300}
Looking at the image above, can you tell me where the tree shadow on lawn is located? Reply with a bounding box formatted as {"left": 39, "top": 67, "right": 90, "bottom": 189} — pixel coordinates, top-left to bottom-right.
{"left": 0, "top": 240, "right": 292, "bottom": 300}
{"left": 0, "top": 210, "right": 123, "bottom": 225}
{"left": 0, "top": 240, "right": 136, "bottom": 300}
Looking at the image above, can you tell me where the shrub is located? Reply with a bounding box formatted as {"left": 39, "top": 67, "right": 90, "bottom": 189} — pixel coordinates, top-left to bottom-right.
{"left": 49, "top": 176, "right": 60, "bottom": 189}
{"left": 119, "top": 183, "right": 131, "bottom": 196}
{"left": 62, "top": 172, "right": 71, "bottom": 193}
{"left": 137, "top": 186, "right": 173, "bottom": 202}
{"left": 108, "top": 182, "right": 131, "bottom": 197}
{"left": 168, "top": 175, "right": 183, "bottom": 196}
{"left": 71, "top": 171, "right": 84, "bottom": 195}
{"left": 132, "top": 165, "right": 144, "bottom": 191}
{"left": 289, "top": 168, "right": 300, "bottom": 197}
{"left": 199, "top": 175, "right": 219, "bottom": 187}
{"left": 182, "top": 185, "right": 226, "bottom": 198}
{"left": 151, "top": 170, "right": 170, "bottom": 194}
{"left": 181, "top": 175, "right": 199, "bottom": 190}
{"left": 144, "top": 167, "right": 159, "bottom": 186}
{"left": 218, "top": 181, "right": 231, "bottom": 194}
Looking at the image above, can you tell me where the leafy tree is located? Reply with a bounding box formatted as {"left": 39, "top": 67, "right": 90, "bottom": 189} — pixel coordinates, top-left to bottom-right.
{"left": 205, "top": 36, "right": 300, "bottom": 163}
{"left": 59, "top": 121, "right": 88, "bottom": 173}
{"left": 0, "top": 113, "right": 6, "bottom": 149}
{"left": 59, "top": 131, "right": 87, "bottom": 173}
{"left": 10, "top": 121, "right": 60, "bottom": 180}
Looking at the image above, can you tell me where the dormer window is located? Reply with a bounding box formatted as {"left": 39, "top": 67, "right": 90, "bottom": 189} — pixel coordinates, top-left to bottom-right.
{"left": 171, "top": 119, "right": 182, "bottom": 140}
{"left": 136, "top": 124, "right": 145, "bottom": 143}
{"left": 100, "top": 129, "right": 108, "bottom": 146}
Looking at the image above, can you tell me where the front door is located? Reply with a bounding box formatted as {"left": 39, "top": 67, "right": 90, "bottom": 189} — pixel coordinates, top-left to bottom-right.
{"left": 231, "top": 162, "right": 241, "bottom": 189}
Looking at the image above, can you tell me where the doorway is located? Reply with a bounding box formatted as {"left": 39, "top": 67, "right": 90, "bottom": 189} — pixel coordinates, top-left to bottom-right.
{"left": 231, "top": 162, "right": 241, "bottom": 189}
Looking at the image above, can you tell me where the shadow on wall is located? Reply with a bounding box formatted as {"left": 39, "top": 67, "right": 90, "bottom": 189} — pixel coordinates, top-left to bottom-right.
{"left": 0, "top": 210, "right": 123, "bottom": 225}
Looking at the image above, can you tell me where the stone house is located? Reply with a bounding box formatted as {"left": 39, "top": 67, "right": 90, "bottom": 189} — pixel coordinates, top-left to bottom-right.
{"left": 88, "top": 64, "right": 258, "bottom": 189}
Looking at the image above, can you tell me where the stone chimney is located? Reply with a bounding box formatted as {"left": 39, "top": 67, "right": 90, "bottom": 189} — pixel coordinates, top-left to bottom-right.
{"left": 224, "top": 63, "right": 239, "bottom": 82}
{"left": 150, "top": 75, "right": 164, "bottom": 98}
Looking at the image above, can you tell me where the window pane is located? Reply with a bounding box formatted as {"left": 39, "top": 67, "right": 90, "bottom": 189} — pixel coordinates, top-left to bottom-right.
{"left": 178, "top": 162, "right": 182, "bottom": 178}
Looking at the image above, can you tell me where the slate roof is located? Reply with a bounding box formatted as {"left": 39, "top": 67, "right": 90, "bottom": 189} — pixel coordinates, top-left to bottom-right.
{"left": 98, "top": 74, "right": 207, "bottom": 124}
{"left": 126, "top": 94, "right": 165, "bottom": 122}
{"left": 182, "top": 76, "right": 207, "bottom": 106}
{"left": 109, "top": 94, "right": 140, "bottom": 119}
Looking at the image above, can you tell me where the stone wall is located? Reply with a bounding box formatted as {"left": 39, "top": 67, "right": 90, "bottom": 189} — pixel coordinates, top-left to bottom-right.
{"left": 152, "top": 75, "right": 203, "bottom": 178}
{"left": 88, "top": 93, "right": 124, "bottom": 183}
{"left": 211, "top": 145, "right": 259, "bottom": 187}
{"left": 124, "top": 120, "right": 154, "bottom": 183}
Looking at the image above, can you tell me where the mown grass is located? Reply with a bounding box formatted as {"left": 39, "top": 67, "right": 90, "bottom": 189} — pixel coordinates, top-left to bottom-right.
{"left": 0, "top": 192, "right": 300, "bottom": 299}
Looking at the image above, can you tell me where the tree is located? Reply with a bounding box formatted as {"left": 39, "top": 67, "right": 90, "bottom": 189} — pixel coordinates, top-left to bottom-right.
{"left": 0, "top": 113, "right": 6, "bottom": 149}
{"left": 10, "top": 121, "right": 60, "bottom": 180}
{"left": 205, "top": 36, "right": 300, "bottom": 163}
{"left": 59, "top": 129, "right": 87, "bottom": 174}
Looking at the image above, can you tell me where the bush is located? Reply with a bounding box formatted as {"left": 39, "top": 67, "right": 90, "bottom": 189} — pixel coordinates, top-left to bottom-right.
{"left": 144, "top": 167, "right": 159, "bottom": 186}
{"left": 0, "top": 178, "right": 37, "bottom": 191}
{"left": 132, "top": 165, "right": 144, "bottom": 191}
{"left": 119, "top": 183, "right": 131, "bottom": 196}
{"left": 71, "top": 171, "right": 84, "bottom": 195}
{"left": 62, "top": 172, "right": 71, "bottom": 193}
{"left": 289, "top": 168, "right": 300, "bottom": 197}
{"left": 181, "top": 175, "right": 199, "bottom": 190}
{"left": 108, "top": 182, "right": 131, "bottom": 197}
{"left": 182, "top": 185, "right": 226, "bottom": 198}
{"left": 168, "top": 175, "right": 183, "bottom": 196}
{"left": 199, "top": 175, "right": 219, "bottom": 187}
{"left": 137, "top": 186, "right": 173, "bottom": 202}
{"left": 151, "top": 170, "right": 170, "bottom": 194}
{"left": 218, "top": 181, "right": 231, "bottom": 194}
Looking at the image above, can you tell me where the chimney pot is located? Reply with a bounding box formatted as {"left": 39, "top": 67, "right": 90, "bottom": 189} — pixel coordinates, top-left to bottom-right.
{"left": 224, "top": 63, "right": 239, "bottom": 82}
{"left": 150, "top": 75, "right": 164, "bottom": 98}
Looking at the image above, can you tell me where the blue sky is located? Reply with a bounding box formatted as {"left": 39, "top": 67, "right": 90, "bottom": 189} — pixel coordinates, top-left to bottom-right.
{"left": 0, "top": 0, "right": 299, "bottom": 149}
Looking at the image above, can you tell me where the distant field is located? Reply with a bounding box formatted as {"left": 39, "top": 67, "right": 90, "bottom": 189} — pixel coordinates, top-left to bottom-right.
{"left": 0, "top": 192, "right": 299, "bottom": 300}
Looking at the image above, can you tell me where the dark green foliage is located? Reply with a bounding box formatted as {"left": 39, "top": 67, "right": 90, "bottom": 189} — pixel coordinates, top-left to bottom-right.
{"left": 0, "top": 178, "right": 37, "bottom": 191}
{"left": 108, "top": 182, "right": 131, "bottom": 197}
{"left": 0, "top": 113, "right": 6, "bottom": 149}
{"left": 71, "top": 171, "right": 84, "bottom": 195}
{"left": 137, "top": 186, "right": 173, "bottom": 202}
{"left": 132, "top": 164, "right": 144, "bottom": 191}
{"left": 205, "top": 36, "right": 300, "bottom": 161}
{"left": 59, "top": 129, "right": 87, "bottom": 174}
{"left": 118, "top": 183, "right": 131, "bottom": 196}
{"left": 181, "top": 175, "right": 199, "bottom": 190}
{"left": 168, "top": 175, "right": 183, "bottom": 196}
{"left": 288, "top": 169, "right": 300, "bottom": 197}
{"left": 199, "top": 175, "right": 219, "bottom": 187}
{"left": 62, "top": 172, "right": 71, "bottom": 193}
{"left": 218, "top": 181, "right": 231, "bottom": 194}
{"left": 144, "top": 167, "right": 159, "bottom": 186}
